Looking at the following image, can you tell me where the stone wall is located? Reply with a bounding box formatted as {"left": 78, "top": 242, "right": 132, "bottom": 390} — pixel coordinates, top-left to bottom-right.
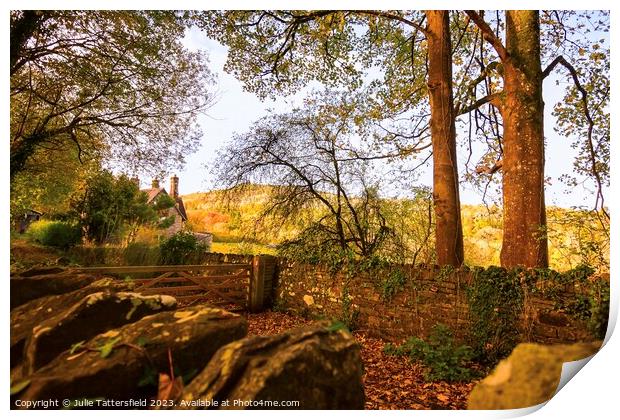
{"left": 273, "top": 261, "right": 595, "bottom": 345}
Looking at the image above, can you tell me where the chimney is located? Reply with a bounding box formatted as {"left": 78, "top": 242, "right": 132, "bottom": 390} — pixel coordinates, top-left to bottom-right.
{"left": 170, "top": 175, "right": 179, "bottom": 199}
{"left": 151, "top": 179, "right": 160, "bottom": 189}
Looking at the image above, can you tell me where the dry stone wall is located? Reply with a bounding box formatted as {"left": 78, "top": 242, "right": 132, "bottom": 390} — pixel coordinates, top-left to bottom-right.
{"left": 273, "top": 261, "right": 595, "bottom": 345}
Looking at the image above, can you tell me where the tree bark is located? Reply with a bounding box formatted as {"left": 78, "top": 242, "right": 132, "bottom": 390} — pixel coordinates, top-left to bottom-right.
{"left": 425, "top": 10, "right": 464, "bottom": 267}
{"left": 10, "top": 133, "right": 45, "bottom": 181}
{"left": 500, "top": 11, "right": 548, "bottom": 268}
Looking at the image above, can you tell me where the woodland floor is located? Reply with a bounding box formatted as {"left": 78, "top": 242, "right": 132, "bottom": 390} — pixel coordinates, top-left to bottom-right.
{"left": 245, "top": 310, "right": 477, "bottom": 410}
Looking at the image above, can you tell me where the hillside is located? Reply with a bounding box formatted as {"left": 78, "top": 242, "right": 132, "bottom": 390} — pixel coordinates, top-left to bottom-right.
{"left": 182, "top": 186, "right": 609, "bottom": 271}
{"left": 182, "top": 186, "right": 291, "bottom": 255}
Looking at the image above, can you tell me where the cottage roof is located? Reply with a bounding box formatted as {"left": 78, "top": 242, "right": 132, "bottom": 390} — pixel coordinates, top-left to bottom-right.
{"left": 142, "top": 187, "right": 166, "bottom": 204}
{"left": 141, "top": 187, "right": 188, "bottom": 222}
{"left": 175, "top": 197, "right": 188, "bottom": 221}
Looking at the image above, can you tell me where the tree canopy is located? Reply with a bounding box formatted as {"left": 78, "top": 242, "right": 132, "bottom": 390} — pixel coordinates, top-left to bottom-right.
{"left": 70, "top": 170, "right": 161, "bottom": 244}
{"left": 198, "top": 9, "right": 609, "bottom": 268}
{"left": 10, "top": 10, "right": 215, "bottom": 180}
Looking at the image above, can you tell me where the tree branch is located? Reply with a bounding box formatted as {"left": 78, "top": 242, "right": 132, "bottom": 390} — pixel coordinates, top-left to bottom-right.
{"left": 543, "top": 55, "right": 608, "bottom": 221}
{"left": 355, "top": 10, "right": 428, "bottom": 35}
{"left": 465, "top": 11, "right": 508, "bottom": 62}
{"left": 475, "top": 159, "right": 503, "bottom": 174}
{"left": 456, "top": 92, "right": 503, "bottom": 115}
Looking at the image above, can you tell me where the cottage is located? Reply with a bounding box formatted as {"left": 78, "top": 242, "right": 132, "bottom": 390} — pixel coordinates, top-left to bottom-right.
{"left": 18, "top": 209, "right": 42, "bottom": 234}
{"left": 141, "top": 175, "right": 188, "bottom": 235}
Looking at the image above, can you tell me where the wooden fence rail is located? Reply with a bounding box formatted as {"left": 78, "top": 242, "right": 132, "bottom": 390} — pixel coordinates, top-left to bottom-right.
{"left": 71, "top": 256, "right": 277, "bottom": 312}
{"left": 74, "top": 263, "right": 250, "bottom": 309}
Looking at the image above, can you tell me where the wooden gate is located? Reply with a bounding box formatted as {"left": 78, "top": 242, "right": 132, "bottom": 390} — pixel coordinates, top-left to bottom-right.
{"left": 75, "top": 264, "right": 251, "bottom": 310}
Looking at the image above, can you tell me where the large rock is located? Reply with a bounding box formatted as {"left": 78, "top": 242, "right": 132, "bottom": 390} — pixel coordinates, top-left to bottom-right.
{"left": 11, "top": 278, "right": 136, "bottom": 369}
{"left": 180, "top": 322, "right": 365, "bottom": 410}
{"left": 13, "top": 305, "right": 247, "bottom": 406}
{"left": 21, "top": 292, "right": 178, "bottom": 376}
{"left": 11, "top": 270, "right": 99, "bottom": 308}
{"left": 468, "top": 341, "right": 602, "bottom": 409}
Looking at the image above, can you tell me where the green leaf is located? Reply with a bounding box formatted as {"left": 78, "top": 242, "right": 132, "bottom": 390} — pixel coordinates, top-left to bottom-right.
{"left": 326, "top": 320, "right": 348, "bottom": 332}
{"left": 10, "top": 379, "right": 31, "bottom": 395}
{"left": 98, "top": 337, "right": 122, "bottom": 358}
{"left": 137, "top": 365, "right": 158, "bottom": 387}
{"left": 69, "top": 340, "right": 85, "bottom": 354}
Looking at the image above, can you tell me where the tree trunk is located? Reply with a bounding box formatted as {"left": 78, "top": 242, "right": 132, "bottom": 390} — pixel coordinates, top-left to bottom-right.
{"left": 425, "top": 10, "right": 464, "bottom": 267}
{"left": 500, "top": 11, "right": 548, "bottom": 268}
{"left": 10, "top": 11, "right": 48, "bottom": 76}
{"left": 10, "top": 133, "right": 44, "bottom": 181}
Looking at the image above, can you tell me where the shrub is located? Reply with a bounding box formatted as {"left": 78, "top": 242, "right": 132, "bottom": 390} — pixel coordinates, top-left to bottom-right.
{"left": 159, "top": 231, "right": 207, "bottom": 265}
{"left": 123, "top": 242, "right": 161, "bottom": 266}
{"left": 384, "top": 324, "right": 475, "bottom": 382}
{"left": 27, "top": 220, "right": 82, "bottom": 249}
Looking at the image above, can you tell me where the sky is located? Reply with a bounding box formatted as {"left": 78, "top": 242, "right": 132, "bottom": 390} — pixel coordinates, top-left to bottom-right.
{"left": 158, "top": 21, "right": 608, "bottom": 210}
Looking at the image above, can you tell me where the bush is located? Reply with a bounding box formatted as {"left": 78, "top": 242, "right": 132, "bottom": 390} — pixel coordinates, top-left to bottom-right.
{"left": 123, "top": 242, "right": 161, "bottom": 266}
{"left": 27, "top": 220, "right": 82, "bottom": 249}
{"left": 159, "top": 231, "right": 207, "bottom": 265}
{"left": 384, "top": 324, "right": 475, "bottom": 382}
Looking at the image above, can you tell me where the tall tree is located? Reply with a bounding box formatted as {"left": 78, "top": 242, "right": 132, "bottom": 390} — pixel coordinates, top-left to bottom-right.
{"left": 196, "top": 10, "right": 465, "bottom": 266}
{"left": 70, "top": 171, "right": 159, "bottom": 244}
{"left": 464, "top": 10, "right": 608, "bottom": 268}
{"left": 501, "top": 11, "right": 547, "bottom": 267}
{"left": 463, "top": 11, "right": 547, "bottom": 267}
{"left": 10, "top": 11, "right": 214, "bottom": 180}
{"left": 466, "top": 10, "right": 548, "bottom": 268}
{"left": 426, "top": 11, "right": 464, "bottom": 266}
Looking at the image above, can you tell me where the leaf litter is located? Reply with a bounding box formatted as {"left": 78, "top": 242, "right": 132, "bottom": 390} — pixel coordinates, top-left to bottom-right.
{"left": 246, "top": 310, "right": 477, "bottom": 410}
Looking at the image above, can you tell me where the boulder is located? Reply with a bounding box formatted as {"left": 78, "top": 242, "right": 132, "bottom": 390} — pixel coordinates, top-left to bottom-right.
{"left": 180, "top": 322, "right": 365, "bottom": 410}
{"left": 468, "top": 341, "right": 602, "bottom": 409}
{"left": 13, "top": 305, "right": 247, "bottom": 406}
{"left": 11, "top": 271, "right": 99, "bottom": 308}
{"left": 21, "top": 292, "right": 178, "bottom": 376}
{"left": 11, "top": 278, "right": 135, "bottom": 369}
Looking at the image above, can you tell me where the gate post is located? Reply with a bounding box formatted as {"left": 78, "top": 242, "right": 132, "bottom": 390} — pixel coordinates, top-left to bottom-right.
{"left": 249, "top": 255, "right": 277, "bottom": 312}
{"left": 249, "top": 256, "right": 264, "bottom": 312}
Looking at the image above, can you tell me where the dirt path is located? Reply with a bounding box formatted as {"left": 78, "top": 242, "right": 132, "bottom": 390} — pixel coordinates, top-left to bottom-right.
{"left": 246, "top": 310, "right": 476, "bottom": 410}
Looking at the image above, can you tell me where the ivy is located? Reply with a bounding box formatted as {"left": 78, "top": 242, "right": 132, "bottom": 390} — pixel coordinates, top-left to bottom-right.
{"left": 466, "top": 266, "right": 524, "bottom": 364}
{"left": 522, "top": 264, "right": 608, "bottom": 339}
{"left": 435, "top": 265, "right": 454, "bottom": 283}
{"left": 466, "top": 264, "right": 607, "bottom": 363}
{"left": 379, "top": 268, "right": 406, "bottom": 301}
{"left": 588, "top": 278, "right": 610, "bottom": 339}
{"left": 339, "top": 282, "right": 359, "bottom": 330}
{"left": 384, "top": 324, "right": 476, "bottom": 382}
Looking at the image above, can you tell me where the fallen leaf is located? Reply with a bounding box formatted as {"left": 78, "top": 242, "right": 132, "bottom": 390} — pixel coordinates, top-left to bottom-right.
{"left": 154, "top": 373, "right": 183, "bottom": 408}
